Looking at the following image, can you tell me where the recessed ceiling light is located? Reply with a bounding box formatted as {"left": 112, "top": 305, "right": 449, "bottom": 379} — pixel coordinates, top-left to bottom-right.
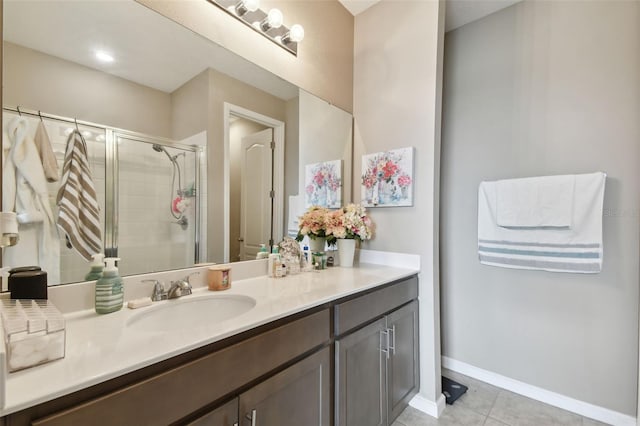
{"left": 95, "top": 50, "right": 114, "bottom": 63}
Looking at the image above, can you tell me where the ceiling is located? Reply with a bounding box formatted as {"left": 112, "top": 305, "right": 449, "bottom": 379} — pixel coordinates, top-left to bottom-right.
{"left": 338, "top": 0, "right": 521, "bottom": 32}
{"left": 3, "top": 0, "right": 299, "bottom": 99}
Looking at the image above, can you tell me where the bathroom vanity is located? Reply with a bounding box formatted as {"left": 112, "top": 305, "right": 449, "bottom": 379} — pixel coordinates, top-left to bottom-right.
{"left": 0, "top": 257, "right": 420, "bottom": 426}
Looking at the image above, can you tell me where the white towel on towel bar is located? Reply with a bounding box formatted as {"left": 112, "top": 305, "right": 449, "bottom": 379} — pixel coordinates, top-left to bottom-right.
{"left": 496, "top": 174, "right": 574, "bottom": 228}
{"left": 478, "top": 172, "right": 606, "bottom": 274}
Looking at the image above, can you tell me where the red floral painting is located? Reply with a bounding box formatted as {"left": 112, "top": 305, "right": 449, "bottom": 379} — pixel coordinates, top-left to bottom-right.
{"left": 361, "top": 147, "right": 414, "bottom": 207}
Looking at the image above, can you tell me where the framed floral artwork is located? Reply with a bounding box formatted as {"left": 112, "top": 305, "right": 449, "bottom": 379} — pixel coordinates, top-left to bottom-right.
{"left": 361, "top": 147, "right": 414, "bottom": 207}
{"left": 304, "top": 160, "right": 342, "bottom": 208}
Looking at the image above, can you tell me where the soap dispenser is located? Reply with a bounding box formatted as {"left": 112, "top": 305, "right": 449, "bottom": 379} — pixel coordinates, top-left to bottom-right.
{"left": 256, "top": 244, "right": 269, "bottom": 260}
{"left": 85, "top": 253, "right": 105, "bottom": 281}
{"left": 95, "top": 257, "right": 123, "bottom": 314}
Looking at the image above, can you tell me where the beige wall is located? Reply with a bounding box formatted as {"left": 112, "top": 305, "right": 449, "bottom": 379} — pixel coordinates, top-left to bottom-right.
{"left": 298, "top": 90, "right": 353, "bottom": 206}
{"left": 136, "top": 0, "right": 354, "bottom": 113}
{"left": 284, "top": 96, "right": 300, "bottom": 235}
{"left": 3, "top": 42, "right": 172, "bottom": 138}
{"left": 170, "top": 70, "right": 210, "bottom": 141}
{"left": 440, "top": 0, "right": 640, "bottom": 415}
{"left": 353, "top": 0, "right": 445, "bottom": 408}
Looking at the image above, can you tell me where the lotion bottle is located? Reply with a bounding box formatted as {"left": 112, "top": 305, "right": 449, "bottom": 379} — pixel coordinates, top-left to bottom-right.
{"left": 85, "top": 253, "right": 105, "bottom": 281}
{"left": 268, "top": 247, "right": 280, "bottom": 278}
{"left": 95, "top": 257, "right": 124, "bottom": 314}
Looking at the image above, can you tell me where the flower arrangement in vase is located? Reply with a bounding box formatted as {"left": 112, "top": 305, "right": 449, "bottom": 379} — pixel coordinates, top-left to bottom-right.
{"left": 325, "top": 204, "right": 374, "bottom": 267}
{"left": 295, "top": 206, "right": 331, "bottom": 252}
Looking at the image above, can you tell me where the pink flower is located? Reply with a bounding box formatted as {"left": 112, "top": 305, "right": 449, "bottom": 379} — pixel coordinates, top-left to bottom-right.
{"left": 306, "top": 184, "right": 315, "bottom": 194}
{"left": 398, "top": 174, "right": 412, "bottom": 188}
{"left": 382, "top": 161, "right": 398, "bottom": 180}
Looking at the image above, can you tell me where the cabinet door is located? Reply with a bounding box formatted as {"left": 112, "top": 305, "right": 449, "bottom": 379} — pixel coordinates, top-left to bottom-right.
{"left": 239, "top": 347, "right": 330, "bottom": 426}
{"left": 387, "top": 300, "right": 420, "bottom": 423}
{"left": 187, "top": 398, "right": 239, "bottom": 426}
{"left": 335, "top": 317, "right": 388, "bottom": 426}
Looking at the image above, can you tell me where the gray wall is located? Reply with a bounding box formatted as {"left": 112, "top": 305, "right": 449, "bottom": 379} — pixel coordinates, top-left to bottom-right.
{"left": 440, "top": 0, "right": 640, "bottom": 415}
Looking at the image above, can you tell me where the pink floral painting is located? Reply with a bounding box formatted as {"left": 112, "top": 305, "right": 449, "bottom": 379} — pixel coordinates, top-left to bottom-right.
{"left": 361, "top": 147, "right": 414, "bottom": 207}
{"left": 304, "top": 160, "right": 342, "bottom": 208}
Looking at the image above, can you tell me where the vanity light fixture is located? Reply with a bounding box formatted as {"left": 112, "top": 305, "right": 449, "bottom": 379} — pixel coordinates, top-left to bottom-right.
{"left": 208, "top": 0, "right": 304, "bottom": 55}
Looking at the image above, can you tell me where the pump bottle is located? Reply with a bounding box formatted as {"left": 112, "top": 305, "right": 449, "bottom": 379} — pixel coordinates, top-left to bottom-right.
{"left": 95, "top": 257, "right": 124, "bottom": 314}
{"left": 85, "top": 253, "right": 105, "bottom": 281}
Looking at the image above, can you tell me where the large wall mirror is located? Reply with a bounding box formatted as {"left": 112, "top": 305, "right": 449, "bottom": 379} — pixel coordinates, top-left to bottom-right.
{"left": 2, "top": 0, "right": 353, "bottom": 286}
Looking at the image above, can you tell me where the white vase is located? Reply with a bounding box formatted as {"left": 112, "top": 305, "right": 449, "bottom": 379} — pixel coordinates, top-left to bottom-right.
{"left": 308, "top": 237, "right": 326, "bottom": 253}
{"left": 337, "top": 239, "right": 356, "bottom": 267}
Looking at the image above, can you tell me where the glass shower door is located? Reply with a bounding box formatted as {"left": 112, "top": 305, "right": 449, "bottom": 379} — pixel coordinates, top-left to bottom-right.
{"left": 115, "top": 134, "right": 200, "bottom": 276}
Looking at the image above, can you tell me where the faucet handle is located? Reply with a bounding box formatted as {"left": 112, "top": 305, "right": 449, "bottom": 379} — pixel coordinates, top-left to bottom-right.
{"left": 143, "top": 279, "right": 167, "bottom": 301}
{"left": 184, "top": 272, "right": 200, "bottom": 284}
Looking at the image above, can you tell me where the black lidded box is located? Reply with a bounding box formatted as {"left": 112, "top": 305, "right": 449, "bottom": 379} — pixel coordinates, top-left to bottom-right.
{"left": 8, "top": 266, "right": 48, "bottom": 299}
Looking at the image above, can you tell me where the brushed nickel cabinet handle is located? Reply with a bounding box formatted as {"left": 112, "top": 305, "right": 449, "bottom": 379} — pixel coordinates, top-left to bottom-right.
{"left": 245, "top": 409, "right": 257, "bottom": 426}
{"left": 388, "top": 325, "right": 396, "bottom": 356}
{"left": 380, "top": 329, "right": 389, "bottom": 359}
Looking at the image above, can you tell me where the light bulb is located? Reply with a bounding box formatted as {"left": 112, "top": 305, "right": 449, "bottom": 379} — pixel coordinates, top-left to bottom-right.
{"left": 266, "top": 8, "right": 283, "bottom": 29}
{"left": 244, "top": 0, "right": 260, "bottom": 12}
{"left": 235, "top": 0, "right": 259, "bottom": 16}
{"left": 289, "top": 24, "right": 304, "bottom": 42}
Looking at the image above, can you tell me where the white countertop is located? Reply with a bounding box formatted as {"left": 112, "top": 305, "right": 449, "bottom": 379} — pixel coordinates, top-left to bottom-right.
{"left": 1, "top": 252, "right": 419, "bottom": 417}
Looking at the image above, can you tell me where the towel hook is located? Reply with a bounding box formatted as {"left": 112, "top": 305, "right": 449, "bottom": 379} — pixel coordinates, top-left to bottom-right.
{"left": 38, "top": 110, "right": 43, "bottom": 122}
{"left": 74, "top": 118, "right": 79, "bottom": 131}
{"left": 16, "top": 106, "right": 21, "bottom": 116}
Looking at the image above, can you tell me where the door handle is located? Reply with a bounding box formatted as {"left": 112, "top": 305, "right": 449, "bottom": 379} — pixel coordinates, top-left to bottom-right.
{"left": 245, "top": 409, "right": 257, "bottom": 426}
{"left": 380, "top": 329, "right": 389, "bottom": 360}
{"left": 238, "top": 237, "right": 244, "bottom": 242}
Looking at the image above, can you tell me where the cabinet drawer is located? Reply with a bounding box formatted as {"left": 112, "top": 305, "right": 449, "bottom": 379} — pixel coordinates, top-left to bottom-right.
{"left": 31, "top": 309, "right": 330, "bottom": 426}
{"left": 334, "top": 275, "right": 418, "bottom": 336}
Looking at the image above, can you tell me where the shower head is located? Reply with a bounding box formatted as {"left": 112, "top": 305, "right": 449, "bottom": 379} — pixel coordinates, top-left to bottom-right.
{"left": 152, "top": 143, "right": 176, "bottom": 162}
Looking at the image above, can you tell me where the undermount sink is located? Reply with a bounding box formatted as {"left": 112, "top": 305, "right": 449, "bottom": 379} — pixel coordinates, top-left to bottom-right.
{"left": 127, "top": 294, "right": 256, "bottom": 333}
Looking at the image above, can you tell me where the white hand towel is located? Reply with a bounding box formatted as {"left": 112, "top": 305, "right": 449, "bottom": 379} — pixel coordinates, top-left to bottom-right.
{"left": 496, "top": 174, "right": 575, "bottom": 228}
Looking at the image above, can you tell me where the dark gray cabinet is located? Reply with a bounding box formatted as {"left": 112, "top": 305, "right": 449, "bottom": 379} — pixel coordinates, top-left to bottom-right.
{"left": 335, "top": 287, "right": 419, "bottom": 426}
{"left": 239, "top": 347, "right": 330, "bottom": 426}
{"left": 336, "top": 317, "right": 388, "bottom": 426}
{"left": 188, "top": 398, "right": 239, "bottom": 426}
{"left": 387, "top": 301, "right": 420, "bottom": 422}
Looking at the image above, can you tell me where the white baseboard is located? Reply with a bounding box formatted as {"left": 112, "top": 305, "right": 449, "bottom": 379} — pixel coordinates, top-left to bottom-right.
{"left": 409, "top": 393, "right": 446, "bottom": 418}
{"left": 442, "top": 356, "right": 636, "bottom": 426}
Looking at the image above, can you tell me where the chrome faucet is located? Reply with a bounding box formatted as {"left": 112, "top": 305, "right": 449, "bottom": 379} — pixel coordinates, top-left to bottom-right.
{"left": 166, "top": 272, "right": 200, "bottom": 299}
{"left": 143, "top": 279, "right": 167, "bottom": 301}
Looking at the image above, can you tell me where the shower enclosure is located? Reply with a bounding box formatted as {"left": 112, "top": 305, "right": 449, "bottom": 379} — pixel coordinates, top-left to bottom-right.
{"left": 115, "top": 133, "right": 203, "bottom": 278}
{"left": 2, "top": 107, "right": 205, "bottom": 285}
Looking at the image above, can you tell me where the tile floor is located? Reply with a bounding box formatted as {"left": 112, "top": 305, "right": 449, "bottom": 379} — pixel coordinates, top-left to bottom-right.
{"left": 393, "top": 369, "right": 611, "bottom": 426}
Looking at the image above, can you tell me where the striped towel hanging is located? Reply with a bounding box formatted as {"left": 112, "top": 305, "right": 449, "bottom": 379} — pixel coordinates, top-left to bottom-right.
{"left": 478, "top": 172, "right": 606, "bottom": 274}
{"left": 56, "top": 130, "right": 102, "bottom": 261}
